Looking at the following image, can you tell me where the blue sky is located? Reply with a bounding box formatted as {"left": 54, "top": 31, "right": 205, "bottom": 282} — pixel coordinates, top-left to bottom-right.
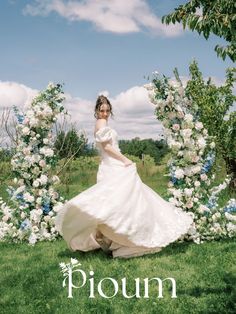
{"left": 0, "top": 0, "right": 235, "bottom": 142}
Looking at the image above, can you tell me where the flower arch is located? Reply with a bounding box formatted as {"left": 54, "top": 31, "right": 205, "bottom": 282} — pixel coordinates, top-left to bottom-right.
{"left": 0, "top": 83, "right": 66, "bottom": 244}
{"left": 144, "top": 69, "right": 236, "bottom": 243}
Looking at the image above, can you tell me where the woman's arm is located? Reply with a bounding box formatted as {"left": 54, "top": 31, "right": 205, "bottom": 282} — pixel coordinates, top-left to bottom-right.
{"left": 101, "top": 142, "right": 133, "bottom": 166}
{"left": 95, "top": 119, "right": 133, "bottom": 166}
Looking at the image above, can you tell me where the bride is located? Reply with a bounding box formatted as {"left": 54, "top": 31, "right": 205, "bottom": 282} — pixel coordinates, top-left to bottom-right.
{"left": 55, "top": 95, "right": 194, "bottom": 258}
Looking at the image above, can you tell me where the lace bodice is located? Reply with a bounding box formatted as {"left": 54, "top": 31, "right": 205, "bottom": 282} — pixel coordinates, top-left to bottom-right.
{"left": 94, "top": 126, "right": 122, "bottom": 165}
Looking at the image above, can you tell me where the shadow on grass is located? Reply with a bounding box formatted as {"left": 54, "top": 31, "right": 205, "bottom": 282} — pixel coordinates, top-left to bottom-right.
{"left": 177, "top": 271, "right": 236, "bottom": 312}
{"left": 57, "top": 241, "right": 193, "bottom": 261}
{"left": 57, "top": 247, "right": 112, "bottom": 260}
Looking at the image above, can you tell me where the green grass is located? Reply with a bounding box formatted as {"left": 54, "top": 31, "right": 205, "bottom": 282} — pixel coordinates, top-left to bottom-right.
{"left": 0, "top": 238, "right": 235, "bottom": 314}
{"left": 0, "top": 155, "right": 236, "bottom": 313}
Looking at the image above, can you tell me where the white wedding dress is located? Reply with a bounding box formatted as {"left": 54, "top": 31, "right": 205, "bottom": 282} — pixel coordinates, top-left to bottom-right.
{"left": 55, "top": 126, "right": 194, "bottom": 258}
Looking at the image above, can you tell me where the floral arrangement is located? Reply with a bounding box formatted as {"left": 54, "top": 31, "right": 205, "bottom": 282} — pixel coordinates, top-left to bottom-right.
{"left": 0, "top": 83, "right": 66, "bottom": 245}
{"left": 144, "top": 71, "right": 236, "bottom": 243}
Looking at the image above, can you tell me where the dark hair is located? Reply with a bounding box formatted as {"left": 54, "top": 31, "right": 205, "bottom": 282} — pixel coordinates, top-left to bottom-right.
{"left": 94, "top": 95, "right": 114, "bottom": 119}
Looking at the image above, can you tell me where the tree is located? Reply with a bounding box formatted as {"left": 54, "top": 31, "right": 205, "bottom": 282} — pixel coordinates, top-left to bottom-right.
{"left": 185, "top": 61, "right": 236, "bottom": 188}
{"left": 162, "top": 0, "right": 236, "bottom": 61}
{"left": 54, "top": 128, "right": 87, "bottom": 159}
{"left": 119, "top": 138, "right": 169, "bottom": 164}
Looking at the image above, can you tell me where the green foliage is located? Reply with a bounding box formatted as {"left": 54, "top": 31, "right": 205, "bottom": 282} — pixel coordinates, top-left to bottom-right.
{"left": 119, "top": 138, "right": 169, "bottom": 164}
{"left": 162, "top": 0, "right": 236, "bottom": 61}
{"left": 54, "top": 128, "right": 97, "bottom": 159}
{"left": 185, "top": 61, "right": 236, "bottom": 186}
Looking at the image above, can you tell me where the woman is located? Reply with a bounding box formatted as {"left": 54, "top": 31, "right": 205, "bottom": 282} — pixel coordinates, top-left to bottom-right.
{"left": 55, "top": 95, "right": 194, "bottom": 258}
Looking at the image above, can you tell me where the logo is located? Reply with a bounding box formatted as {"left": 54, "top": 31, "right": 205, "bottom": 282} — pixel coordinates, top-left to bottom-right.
{"left": 59, "top": 258, "right": 177, "bottom": 299}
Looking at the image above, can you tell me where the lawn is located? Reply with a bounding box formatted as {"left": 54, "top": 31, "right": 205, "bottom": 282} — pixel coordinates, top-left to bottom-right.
{"left": 0, "top": 154, "right": 235, "bottom": 313}
{"left": 0, "top": 238, "right": 235, "bottom": 314}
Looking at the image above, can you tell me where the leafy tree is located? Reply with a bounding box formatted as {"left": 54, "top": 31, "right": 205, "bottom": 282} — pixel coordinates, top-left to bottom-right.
{"left": 119, "top": 138, "right": 169, "bottom": 164}
{"left": 54, "top": 128, "right": 87, "bottom": 159}
{"left": 185, "top": 60, "right": 236, "bottom": 188}
{"left": 162, "top": 0, "right": 236, "bottom": 61}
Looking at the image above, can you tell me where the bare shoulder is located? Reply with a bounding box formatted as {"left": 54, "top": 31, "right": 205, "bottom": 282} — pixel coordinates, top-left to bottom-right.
{"left": 95, "top": 119, "right": 107, "bottom": 132}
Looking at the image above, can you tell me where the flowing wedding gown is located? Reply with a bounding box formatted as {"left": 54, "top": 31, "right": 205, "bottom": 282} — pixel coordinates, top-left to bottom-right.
{"left": 55, "top": 126, "right": 194, "bottom": 258}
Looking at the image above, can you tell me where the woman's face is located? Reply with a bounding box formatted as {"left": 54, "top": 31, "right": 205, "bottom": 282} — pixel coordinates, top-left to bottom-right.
{"left": 97, "top": 103, "right": 111, "bottom": 120}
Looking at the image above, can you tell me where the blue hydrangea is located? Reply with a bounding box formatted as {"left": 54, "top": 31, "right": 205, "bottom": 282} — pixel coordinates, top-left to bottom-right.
{"left": 201, "top": 151, "right": 215, "bottom": 174}
{"left": 20, "top": 219, "right": 31, "bottom": 231}
{"left": 223, "top": 199, "right": 236, "bottom": 213}
{"left": 42, "top": 203, "right": 51, "bottom": 214}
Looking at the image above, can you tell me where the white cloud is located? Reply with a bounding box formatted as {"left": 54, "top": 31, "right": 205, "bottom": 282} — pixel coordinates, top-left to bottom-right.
{"left": 0, "top": 81, "right": 38, "bottom": 109}
{"left": 59, "top": 85, "right": 163, "bottom": 141}
{"left": 0, "top": 81, "right": 163, "bottom": 144}
{"left": 23, "top": 0, "right": 183, "bottom": 37}
{"left": 1, "top": 78, "right": 234, "bottom": 146}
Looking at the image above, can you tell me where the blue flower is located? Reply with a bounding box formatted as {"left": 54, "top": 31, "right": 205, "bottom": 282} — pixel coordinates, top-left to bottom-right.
{"left": 223, "top": 201, "right": 236, "bottom": 213}
{"left": 42, "top": 203, "right": 51, "bottom": 214}
{"left": 20, "top": 219, "right": 31, "bottom": 231}
{"left": 201, "top": 151, "right": 215, "bottom": 174}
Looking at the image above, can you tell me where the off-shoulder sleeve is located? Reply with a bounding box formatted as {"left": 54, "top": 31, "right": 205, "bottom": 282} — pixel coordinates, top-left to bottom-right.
{"left": 95, "top": 126, "right": 112, "bottom": 143}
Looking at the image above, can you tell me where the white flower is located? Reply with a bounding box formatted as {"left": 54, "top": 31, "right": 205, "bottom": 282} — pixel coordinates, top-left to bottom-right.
{"left": 210, "top": 142, "right": 215, "bottom": 149}
{"left": 44, "top": 215, "right": 50, "bottom": 222}
{"left": 22, "top": 127, "right": 30, "bottom": 135}
{"left": 195, "top": 122, "right": 203, "bottom": 130}
{"left": 40, "top": 147, "right": 54, "bottom": 157}
{"left": 192, "top": 165, "right": 201, "bottom": 175}
{"left": 184, "top": 114, "right": 193, "bottom": 122}
{"left": 30, "top": 209, "right": 42, "bottom": 223}
{"left": 175, "top": 168, "right": 185, "bottom": 179}
{"left": 203, "top": 128, "right": 208, "bottom": 135}
{"left": 186, "top": 201, "right": 193, "bottom": 209}
{"left": 21, "top": 212, "right": 26, "bottom": 219}
{"left": 23, "top": 147, "right": 31, "bottom": 155}
{"left": 197, "top": 137, "right": 206, "bottom": 149}
{"left": 29, "top": 118, "right": 39, "bottom": 127}
{"left": 26, "top": 110, "right": 34, "bottom": 118}
{"left": 29, "top": 233, "right": 37, "bottom": 245}
{"left": 33, "top": 180, "right": 40, "bottom": 188}
{"left": 194, "top": 181, "right": 201, "bottom": 187}
{"left": 172, "top": 124, "right": 180, "bottom": 131}
{"left": 226, "top": 222, "right": 236, "bottom": 232}
{"left": 39, "top": 175, "right": 48, "bottom": 185}
{"left": 14, "top": 185, "right": 26, "bottom": 196}
{"left": 167, "top": 93, "right": 174, "bottom": 103}
{"left": 177, "top": 111, "right": 185, "bottom": 119}
{"left": 181, "top": 128, "right": 192, "bottom": 138}
{"left": 41, "top": 222, "right": 47, "bottom": 228}
{"left": 39, "top": 160, "right": 46, "bottom": 168}
{"left": 168, "top": 112, "right": 176, "bottom": 119}
{"left": 43, "top": 138, "right": 49, "bottom": 145}
{"left": 169, "top": 197, "right": 180, "bottom": 206}
{"left": 2, "top": 215, "right": 10, "bottom": 222}
{"left": 225, "top": 213, "right": 236, "bottom": 222}
{"left": 173, "top": 189, "right": 183, "bottom": 198}
{"left": 32, "top": 226, "right": 39, "bottom": 233}
{"left": 168, "top": 181, "right": 174, "bottom": 188}
{"left": 197, "top": 205, "right": 209, "bottom": 214}
{"left": 200, "top": 173, "right": 208, "bottom": 181}
{"left": 184, "top": 188, "right": 193, "bottom": 197}
{"left": 36, "top": 197, "right": 42, "bottom": 205}
{"left": 143, "top": 83, "right": 154, "bottom": 91}
{"left": 23, "top": 192, "right": 34, "bottom": 203}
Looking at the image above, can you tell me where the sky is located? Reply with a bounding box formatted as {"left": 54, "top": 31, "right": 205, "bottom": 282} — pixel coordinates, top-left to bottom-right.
{"left": 0, "top": 0, "right": 235, "bottom": 144}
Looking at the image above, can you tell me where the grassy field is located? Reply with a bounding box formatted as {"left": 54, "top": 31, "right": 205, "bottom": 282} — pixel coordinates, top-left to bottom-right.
{"left": 0, "top": 154, "right": 235, "bottom": 313}
{"left": 0, "top": 238, "right": 235, "bottom": 314}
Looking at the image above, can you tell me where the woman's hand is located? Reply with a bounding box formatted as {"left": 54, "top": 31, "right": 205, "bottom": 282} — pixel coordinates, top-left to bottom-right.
{"left": 123, "top": 157, "right": 133, "bottom": 167}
